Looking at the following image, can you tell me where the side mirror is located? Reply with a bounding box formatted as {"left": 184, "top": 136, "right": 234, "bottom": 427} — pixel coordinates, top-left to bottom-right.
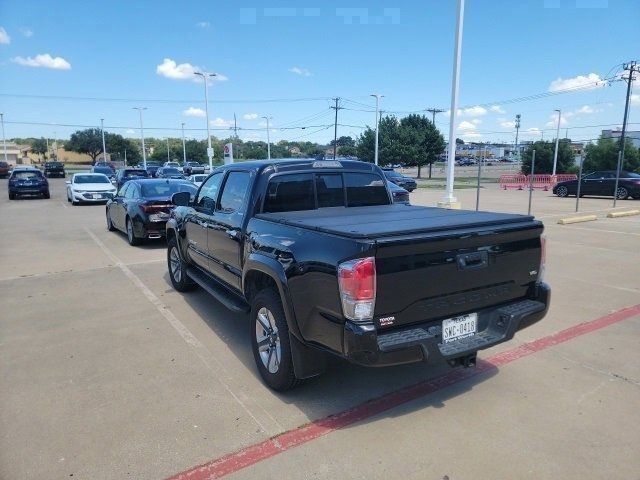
{"left": 172, "top": 191, "right": 191, "bottom": 207}
{"left": 65, "top": 180, "right": 71, "bottom": 185}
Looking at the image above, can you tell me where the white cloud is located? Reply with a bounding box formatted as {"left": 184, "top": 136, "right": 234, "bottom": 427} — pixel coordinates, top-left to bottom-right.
{"left": 460, "top": 132, "right": 483, "bottom": 140}
{"left": 629, "top": 94, "right": 639, "bottom": 107}
{"left": 444, "top": 105, "right": 487, "bottom": 118}
{"left": 576, "top": 105, "right": 594, "bottom": 114}
{"left": 19, "top": 27, "right": 33, "bottom": 38}
{"left": 0, "top": 27, "right": 10, "bottom": 44}
{"left": 210, "top": 117, "right": 233, "bottom": 127}
{"left": 490, "top": 105, "right": 505, "bottom": 114}
{"left": 11, "top": 53, "right": 71, "bottom": 70}
{"left": 183, "top": 107, "right": 206, "bottom": 117}
{"left": 548, "top": 73, "right": 605, "bottom": 92}
{"left": 196, "top": 21, "right": 210, "bottom": 28}
{"left": 500, "top": 121, "right": 516, "bottom": 129}
{"left": 522, "top": 127, "right": 542, "bottom": 137}
{"left": 289, "top": 66, "right": 312, "bottom": 77}
{"left": 243, "top": 113, "right": 259, "bottom": 120}
{"left": 125, "top": 129, "right": 136, "bottom": 135}
{"left": 458, "top": 120, "right": 477, "bottom": 131}
{"left": 471, "top": 118, "right": 482, "bottom": 125}
{"left": 545, "top": 111, "right": 572, "bottom": 128}
{"left": 156, "top": 58, "right": 228, "bottom": 82}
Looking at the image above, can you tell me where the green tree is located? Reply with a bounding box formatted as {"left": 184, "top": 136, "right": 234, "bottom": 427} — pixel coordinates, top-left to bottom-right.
{"left": 456, "top": 138, "right": 465, "bottom": 145}
{"left": 105, "top": 133, "right": 141, "bottom": 165}
{"left": 31, "top": 137, "right": 48, "bottom": 160}
{"left": 65, "top": 128, "right": 104, "bottom": 163}
{"left": 583, "top": 137, "right": 640, "bottom": 173}
{"left": 520, "top": 140, "right": 575, "bottom": 174}
{"left": 398, "top": 114, "right": 445, "bottom": 178}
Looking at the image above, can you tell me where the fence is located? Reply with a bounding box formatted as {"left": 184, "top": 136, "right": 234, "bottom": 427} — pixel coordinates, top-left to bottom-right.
{"left": 499, "top": 174, "right": 577, "bottom": 191}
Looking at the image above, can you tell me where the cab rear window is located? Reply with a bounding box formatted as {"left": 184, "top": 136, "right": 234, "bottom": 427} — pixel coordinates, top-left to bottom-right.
{"left": 263, "top": 171, "right": 389, "bottom": 213}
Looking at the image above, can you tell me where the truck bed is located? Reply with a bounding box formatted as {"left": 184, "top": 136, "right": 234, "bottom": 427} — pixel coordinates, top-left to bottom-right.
{"left": 256, "top": 204, "right": 537, "bottom": 240}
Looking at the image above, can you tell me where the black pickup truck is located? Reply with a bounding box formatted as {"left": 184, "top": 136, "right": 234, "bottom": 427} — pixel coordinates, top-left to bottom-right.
{"left": 166, "top": 159, "right": 550, "bottom": 390}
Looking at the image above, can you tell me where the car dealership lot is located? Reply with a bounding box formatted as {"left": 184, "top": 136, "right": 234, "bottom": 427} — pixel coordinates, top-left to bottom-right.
{"left": 1, "top": 178, "right": 639, "bottom": 480}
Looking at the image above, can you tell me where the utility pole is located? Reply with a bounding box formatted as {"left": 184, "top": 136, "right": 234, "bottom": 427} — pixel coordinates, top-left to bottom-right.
{"left": 124, "top": 149, "right": 127, "bottom": 166}
{"left": 54, "top": 130, "right": 59, "bottom": 160}
{"left": 619, "top": 61, "right": 638, "bottom": 169}
{"left": 100, "top": 118, "right": 107, "bottom": 164}
{"left": 0, "top": 113, "right": 7, "bottom": 164}
{"left": 440, "top": 0, "right": 465, "bottom": 209}
{"left": 194, "top": 71, "right": 217, "bottom": 169}
{"left": 371, "top": 94, "right": 383, "bottom": 165}
{"left": 426, "top": 108, "right": 445, "bottom": 125}
{"left": 133, "top": 107, "right": 147, "bottom": 169}
{"left": 181, "top": 123, "right": 187, "bottom": 164}
{"left": 233, "top": 113, "right": 238, "bottom": 138}
{"left": 166, "top": 137, "right": 170, "bottom": 162}
{"left": 331, "top": 97, "right": 343, "bottom": 160}
{"left": 514, "top": 114, "right": 521, "bottom": 162}
{"left": 261, "top": 116, "right": 271, "bottom": 160}
{"left": 552, "top": 109, "right": 561, "bottom": 176}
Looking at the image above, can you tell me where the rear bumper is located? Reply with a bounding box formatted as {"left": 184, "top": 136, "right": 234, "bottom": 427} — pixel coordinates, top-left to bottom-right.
{"left": 9, "top": 186, "right": 49, "bottom": 195}
{"left": 343, "top": 282, "right": 550, "bottom": 367}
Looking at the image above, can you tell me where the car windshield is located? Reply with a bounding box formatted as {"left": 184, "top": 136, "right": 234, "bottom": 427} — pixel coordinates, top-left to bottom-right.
{"left": 384, "top": 170, "right": 403, "bottom": 178}
{"left": 192, "top": 175, "right": 207, "bottom": 182}
{"left": 162, "top": 168, "right": 181, "bottom": 175}
{"left": 93, "top": 167, "right": 112, "bottom": 175}
{"left": 75, "top": 175, "right": 110, "bottom": 184}
{"left": 13, "top": 171, "right": 41, "bottom": 180}
{"left": 141, "top": 181, "right": 197, "bottom": 197}
{"left": 623, "top": 172, "right": 640, "bottom": 178}
{"left": 47, "top": 162, "right": 63, "bottom": 167}
{"left": 124, "top": 170, "right": 148, "bottom": 178}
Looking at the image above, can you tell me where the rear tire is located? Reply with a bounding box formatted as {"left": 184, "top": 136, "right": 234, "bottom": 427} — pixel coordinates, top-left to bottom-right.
{"left": 555, "top": 185, "right": 569, "bottom": 197}
{"left": 126, "top": 217, "right": 141, "bottom": 246}
{"left": 250, "top": 289, "right": 300, "bottom": 391}
{"left": 8, "top": 192, "right": 16, "bottom": 200}
{"left": 167, "top": 236, "right": 195, "bottom": 292}
{"left": 43, "top": 190, "right": 50, "bottom": 199}
{"left": 616, "top": 186, "right": 629, "bottom": 200}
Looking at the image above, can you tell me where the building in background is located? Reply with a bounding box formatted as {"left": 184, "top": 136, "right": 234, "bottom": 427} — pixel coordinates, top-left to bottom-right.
{"left": 601, "top": 129, "right": 640, "bottom": 148}
{"left": 1, "top": 143, "right": 31, "bottom": 165}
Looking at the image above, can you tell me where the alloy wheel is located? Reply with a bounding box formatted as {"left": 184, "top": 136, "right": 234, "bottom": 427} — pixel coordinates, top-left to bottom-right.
{"left": 255, "top": 307, "right": 281, "bottom": 374}
{"left": 169, "top": 247, "right": 182, "bottom": 283}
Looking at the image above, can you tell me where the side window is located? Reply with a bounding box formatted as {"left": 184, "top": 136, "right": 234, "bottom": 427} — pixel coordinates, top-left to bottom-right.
{"left": 117, "top": 184, "right": 129, "bottom": 197}
{"left": 125, "top": 184, "right": 137, "bottom": 199}
{"left": 196, "top": 173, "right": 223, "bottom": 211}
{"left": 219, "top": 171, "right": 251, "bottom": 213}
{"left": 345, "top": 172, "right": 390, "bottom": 207}
{"left": 263, "top": 173, "right": 314, "bottom": 213}
{"left": 316, "top": 173, "right": 345, "bottom": 208}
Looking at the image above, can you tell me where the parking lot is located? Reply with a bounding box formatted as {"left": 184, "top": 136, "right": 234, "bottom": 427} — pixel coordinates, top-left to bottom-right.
{"left": 1, "top": 177, "right": 639, "bottom": 480}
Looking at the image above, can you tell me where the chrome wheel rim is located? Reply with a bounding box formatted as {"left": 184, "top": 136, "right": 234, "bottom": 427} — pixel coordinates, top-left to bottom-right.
{"left": 617, "top": 187, "right": 627, "bottom": 199}
{"left": 255, "top": 307, "right": 280, "bottom": 374}
{"left": 169, "top": 247, "right": 182, "bottom": 283}
{"left": 127, "top": 220, "right": 133, "bottom": 242}
{"left": 557, "top": 186, "right": 568, "bottom": 197}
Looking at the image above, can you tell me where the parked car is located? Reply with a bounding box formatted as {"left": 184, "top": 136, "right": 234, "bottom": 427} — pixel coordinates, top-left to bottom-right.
{"left": 106, "top": 179, "right": 197, "bottom": 245}
{"left": 553, "top": 170, "right": 640, "bottom": 200}
{"left": 114, "top": 168, "right": 149, "bottom": 189}
{"left": 381, "top": 168, "right": 417, "bottom": 192}
{"left": 66, "top": 173, "right": 117, "bottom": 205}
{"left": 183, "top": 162, "right": 205, "bottom": 175}
{"left": 457, "top": 159, "right": 475, "bottom": 166}
{"left": 8, "top": 169, "right": 50, "bottom": 199}
{"left": 0, "top": 161, "right": 10, "bottom": 178}
{"left": 156, "top": 167, "right": 185, "bottom": 179}
{"left": 166, "top": 159, "right": 550, "bottom": 391}
{"left": 188, "top": 174, "right": 208, "bottom": 188}
{"left": 43, "top": 161, "right": 66, "bottom": 178}
{"left": 387, "top": 180, "right": 410, "bottom": 204}
{"left": 91, "top": 165, "right": 116, "bottom": 181}
{"left": 163, "top": 161, "right": 182, "bottom": 169}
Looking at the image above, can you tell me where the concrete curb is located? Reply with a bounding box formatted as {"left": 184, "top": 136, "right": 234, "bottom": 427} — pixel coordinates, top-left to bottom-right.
{"left": 557, "top": 215, "right": 598, "bottom": 225}
{"left": 606, "top": 210, "right": 640, "bottom": 218}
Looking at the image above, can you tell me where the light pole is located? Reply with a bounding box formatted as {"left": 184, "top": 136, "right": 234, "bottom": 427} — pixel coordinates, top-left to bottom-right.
{"left": 1, "top": 113, "right": 7, "bottom": 164}
{"left": 166, "top": 137, "right": 170, "bottom": 162}
{"left": 514, "top": 114, "right": 521, "bottom": 161}
{"left": 370, "top": 94, "right": 383, "bottom": 165}
{"left": 181, "top": 122, "right": 187, "bottom": 164}
{"left": 194, "top": 71, "right": 217, "bottom": 169}
{"left": 54, "top": 130, "right": 59, "bottom": 160}
{"left": 440, "top": 0, "right": 465, "bottom": 209}
{"left": 133, "top": 107, "right": 147, "bottom": 169}
{"left": 262, "top": 116, "right": 271, "bottom": 160}
{"left": 552, "top": 109, "right": 561, "bottom": 176}
{"left": 100, "top": 118, "right": 107, "bottom": 164}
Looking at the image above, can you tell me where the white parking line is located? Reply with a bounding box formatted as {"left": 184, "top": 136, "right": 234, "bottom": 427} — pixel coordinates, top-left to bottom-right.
{"left": 84, "top": 227, "right": 283, "bottom": 436}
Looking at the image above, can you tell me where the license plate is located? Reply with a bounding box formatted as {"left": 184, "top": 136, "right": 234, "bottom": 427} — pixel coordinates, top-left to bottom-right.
{"left": 92, "top": 194, "right": 102, "bottom": 199}
{"left": 442, "top": 313, "right": 477, "bottom": 343}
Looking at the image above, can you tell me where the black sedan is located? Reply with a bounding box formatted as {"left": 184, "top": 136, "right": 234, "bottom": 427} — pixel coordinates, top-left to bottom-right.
{"left": 44, "top": 161, "right": 66, "bottom": 178}
{"left": 8, "top": 169, "right": 50, "bottom": 199}
{"left": 387, "top": 181, "right": 410, "bottom": 204}
{"left": 106, "top": 179, "right": 197, "bottom": 246}
{"left": 114, "top": 168, "right": 149, "bottom": 189}
{"left": 156, "top": 167, "right": 185, "bottom": 180}
{"left": 381, "top": 168, "right": 417, "bottom": 192}
{"left": 553, "top": 170, "right": 640, "bottom": 200}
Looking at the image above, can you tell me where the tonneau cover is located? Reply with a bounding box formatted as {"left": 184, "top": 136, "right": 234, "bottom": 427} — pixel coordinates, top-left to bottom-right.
{"left": 255, "top": 204, "right": 536, "bottom": 240}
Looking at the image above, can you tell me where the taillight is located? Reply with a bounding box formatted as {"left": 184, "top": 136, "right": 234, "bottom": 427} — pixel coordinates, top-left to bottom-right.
{"left": 539, "top": 236, "right": 546, "bottom": 282}
{"left": 338, "top": 257, "right": 376, "bottom": 322}
{"left": 141, "top": 203, "right": 172, "bottom": 213}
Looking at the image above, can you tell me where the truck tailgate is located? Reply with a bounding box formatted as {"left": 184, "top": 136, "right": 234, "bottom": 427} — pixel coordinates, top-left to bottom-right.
{"left": 373, "top": 219, "right": 543, "bottom": 329}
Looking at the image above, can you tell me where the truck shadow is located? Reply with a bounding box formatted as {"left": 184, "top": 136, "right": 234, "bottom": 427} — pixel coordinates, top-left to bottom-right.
{"left": 162, "top": 273, "right": 499, "bottom": 425}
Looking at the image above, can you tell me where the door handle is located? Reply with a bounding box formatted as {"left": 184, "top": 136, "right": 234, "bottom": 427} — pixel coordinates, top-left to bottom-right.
{"left": 456, "top": 251, "right": 488, "bottom": 271}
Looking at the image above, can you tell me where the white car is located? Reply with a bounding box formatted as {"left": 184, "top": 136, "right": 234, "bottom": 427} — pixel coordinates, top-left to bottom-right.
{"left": 66, "top": 173, "right": 117, "bottom": 205}
{"left": 188, "top": 174, "right": 208, "bottom": 188}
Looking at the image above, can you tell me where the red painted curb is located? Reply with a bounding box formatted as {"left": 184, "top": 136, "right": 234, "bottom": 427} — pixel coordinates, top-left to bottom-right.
{"left": 167, "top": 303, "right": 640, "bottom": 480}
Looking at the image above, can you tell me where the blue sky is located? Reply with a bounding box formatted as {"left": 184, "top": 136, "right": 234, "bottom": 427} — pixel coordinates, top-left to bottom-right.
{"left": 0, "top": 0, "right": 638, "bottom": 146}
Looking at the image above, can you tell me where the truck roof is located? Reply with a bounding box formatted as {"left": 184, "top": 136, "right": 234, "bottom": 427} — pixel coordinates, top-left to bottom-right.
{"left": 217, "top": 158, "right": 379, "bottom": 174}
